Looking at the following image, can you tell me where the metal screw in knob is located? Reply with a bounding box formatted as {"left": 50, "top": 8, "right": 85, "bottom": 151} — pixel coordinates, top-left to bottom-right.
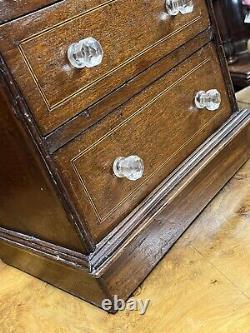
{"left": 165, "top": 0, "right": 194, "bottom": 15}
{"left": 67, "top": 37, "right": 103, "bottom": 69}
{"left": 194, "top": 89, "right": 222, "bottom": 111}
{"left": 113, "top": 155, "right": 144, "bottom": 181}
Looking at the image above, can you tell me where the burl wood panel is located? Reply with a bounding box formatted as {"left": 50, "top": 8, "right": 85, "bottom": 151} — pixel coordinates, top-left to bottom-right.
{"left": 0, "top": 77, "right": 85, "bottom": 252}
{"left": 0, "top": 0, "right": 210, "bottom": 134}
{"left": 54, "top": 43, "right": 232, "bottom": 241}
{"left": 0, "top": 0, "right": 61, "bottom": 23}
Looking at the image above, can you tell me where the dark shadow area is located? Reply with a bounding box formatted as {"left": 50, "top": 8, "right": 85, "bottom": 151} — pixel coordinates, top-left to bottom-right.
{"left": 213, "top": 0, "right": 250, "bottom": 92}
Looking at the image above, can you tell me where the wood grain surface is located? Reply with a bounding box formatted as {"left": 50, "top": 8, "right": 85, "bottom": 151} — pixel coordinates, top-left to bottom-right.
{"left": 0, "top": 0, "right": 210, "bottom": 134}
{"left": 0, "top": 65, "right": 85, "bottom": 253}
{"left": 54, "top": 43, "right": 232, "bottom": 241}
{"left": 0, "top": 160, "right": 249, "bottom": 333}
{"left": 0, "top": 0, "right": 61, "bottom": 23}
{"left": 45, "top": 29, "right": 212, "bottom": 153}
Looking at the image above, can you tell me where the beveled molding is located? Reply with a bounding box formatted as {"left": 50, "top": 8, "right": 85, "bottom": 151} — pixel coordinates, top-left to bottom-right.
{"left": 0, "top": 109, "right": 249, "bottom": 309}
{"left": 0, "top": 227, "right": 89, "bottom": 270}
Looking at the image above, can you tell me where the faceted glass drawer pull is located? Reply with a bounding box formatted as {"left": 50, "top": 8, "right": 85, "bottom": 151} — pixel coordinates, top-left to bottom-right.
{"left": 194, "top": 89, "right": 222, "bottom": 111}
{"left": 67, "top": 37, "right": 103, "bottom": 69}
{"left": 113, "top": 155, "right": 144, "bottom": 181}
{"left": 165, "top": 0, "right": 194, "bottom": 15}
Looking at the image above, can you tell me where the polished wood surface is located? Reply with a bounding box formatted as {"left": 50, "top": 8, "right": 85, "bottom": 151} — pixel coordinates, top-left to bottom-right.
{"left": 54, "top": 43, "right": 232, "bottom": 241}
{"left": 0, "top": 73, "right": 85, "bottom": 252}
{"left": 46, "top": 29, "right": 213, "bottom": 153}
{"left": 0, "top": 0, "right": 247, "bottom": 310}
{"left": 100, "top": 113, "right": 250, "bottom": 300}
{"left": 0, "top": 238, "right": 106, "bottom": 308}
{"left": 0, "top": 160, "right": 249, "bottom": 332}
{"left": 0, "top": 0, "right": 210, "bottom": 134}
{"left": 1, "top": 110, "right": 248, "bottom": 308}
{"left": 0, "top": 0, "right": 60, "bottom": 23}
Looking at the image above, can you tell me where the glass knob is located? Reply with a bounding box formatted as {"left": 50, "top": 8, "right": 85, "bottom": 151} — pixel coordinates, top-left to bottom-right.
{"left": 113, "top": 155, "right": 144, "bottom": 181}
{"left": 67, "top": 37, "right": 104, "bottom": 69}
{"left": 165, "top": 0, "right": 194, "bottom": 15}
{"left": 194, "top": 89, "right": 222, "bottom": 111}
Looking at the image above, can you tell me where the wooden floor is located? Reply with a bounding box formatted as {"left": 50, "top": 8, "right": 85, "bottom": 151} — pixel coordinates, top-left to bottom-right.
{"left": 0, "top": 160, "right": 250, "bottom": 333}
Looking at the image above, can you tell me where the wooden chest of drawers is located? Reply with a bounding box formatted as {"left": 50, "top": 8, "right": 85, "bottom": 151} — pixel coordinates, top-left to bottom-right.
{"left": 0, "top": 0, "right": 249, "bottom": 311}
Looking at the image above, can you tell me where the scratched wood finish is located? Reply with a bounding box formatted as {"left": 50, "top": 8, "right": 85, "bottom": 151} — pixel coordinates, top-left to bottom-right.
{"left": 0, "top": 0, "right": 61, "bottom": 23}
{"left": 0, "top": 74, "right": 85, "bottom": 253}
{"left": 54, "top": 43, "right": 232, "bottom": 241}
{"left": 0, "top": 0, "right": 210, "bottom": 134}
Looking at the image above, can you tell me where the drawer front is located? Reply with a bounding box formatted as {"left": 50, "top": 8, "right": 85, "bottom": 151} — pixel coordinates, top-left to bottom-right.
{"left": 0, "top": 0, "right": 61, "bottom": 23}
{"left": 0, "top": 0, "right": 210, "bottom": 134}
{"left": 54, "top": 43, "right": 232, "bottom": 241}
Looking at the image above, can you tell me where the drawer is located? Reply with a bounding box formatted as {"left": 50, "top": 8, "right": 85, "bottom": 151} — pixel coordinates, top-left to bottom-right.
{"left": 0, "top": 0, "right": 61, "bottom": 23}
{"left": 54, "top": 43, "right": 232, "bottom": 242}
{"left": 0, "top": 0, "right": 210, "bottom": 134}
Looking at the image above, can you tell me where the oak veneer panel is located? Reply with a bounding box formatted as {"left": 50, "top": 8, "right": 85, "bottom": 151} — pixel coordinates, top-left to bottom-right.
{"left": 54, "top": 43, "right": 232, "bottom": 241}
{"left": 0, "top": 0, "right": 210, "bottom": 134}
{"left": 0, "top": 0, "right": 61, "bottom": 23}
{"left": 0, "top": 78, "right": 85, "bottom": 252}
